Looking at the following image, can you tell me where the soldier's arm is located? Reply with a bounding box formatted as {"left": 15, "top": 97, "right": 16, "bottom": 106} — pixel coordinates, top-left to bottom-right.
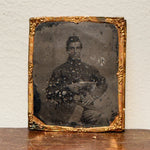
{"left": 46, "top": 68, "right": 72, "bottom": 103}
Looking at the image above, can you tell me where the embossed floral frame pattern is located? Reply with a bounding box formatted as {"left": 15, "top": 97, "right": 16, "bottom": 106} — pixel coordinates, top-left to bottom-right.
{"left": 28, "top": 16, "right": 126, "bottom": 132}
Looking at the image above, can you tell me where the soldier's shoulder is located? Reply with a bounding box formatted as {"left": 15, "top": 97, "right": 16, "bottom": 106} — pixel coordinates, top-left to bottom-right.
{"left": 53, "top": 62, "right": 68, "bottom": 73}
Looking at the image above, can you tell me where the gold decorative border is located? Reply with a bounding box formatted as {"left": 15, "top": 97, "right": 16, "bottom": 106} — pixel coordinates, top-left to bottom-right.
{"left": 28, "top": 16, "right": 126, "bottom": 132}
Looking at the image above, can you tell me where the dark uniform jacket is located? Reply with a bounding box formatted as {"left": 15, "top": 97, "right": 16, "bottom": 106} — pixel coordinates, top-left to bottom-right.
{"left": 46, "top": 57, "right": 107, "bottom": 126}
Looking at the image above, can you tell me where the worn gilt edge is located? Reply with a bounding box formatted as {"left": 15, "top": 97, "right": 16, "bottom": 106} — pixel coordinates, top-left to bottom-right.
{"left": 28, "top": 63, "right": 33, "bottom": 83}
{"left": 28, "top": 112, "right": 33, "bottom": 128}
{"left": 117, "top": 65, "right": 125, "bottom": 85}
{"left": 106, "top": 17, "right": 126, "bottom": 131}
{"left": 28, "top": 16, "right": 126, "bottom": 132}
{"left": 29, "top": 115, "right": 123, "bottom": 132}
{"left": 29, "top": 115, "right": 46, "bottom": 130}
{"left": 29, "top": 16, "right": 125, "bottom": 36}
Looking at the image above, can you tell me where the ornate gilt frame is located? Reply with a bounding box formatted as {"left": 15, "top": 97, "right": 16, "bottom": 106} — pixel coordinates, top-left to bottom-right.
{"left": 28, "top": 16, "right": 126, "bottom": 132}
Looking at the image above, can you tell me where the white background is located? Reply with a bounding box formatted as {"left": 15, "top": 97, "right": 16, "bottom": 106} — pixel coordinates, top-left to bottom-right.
{"left": 0, "top": 0, "right": 150, "bottom": 129}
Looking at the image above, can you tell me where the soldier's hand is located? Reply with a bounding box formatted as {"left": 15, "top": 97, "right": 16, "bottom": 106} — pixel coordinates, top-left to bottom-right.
{"left": 81, "top": 93, "right": 95, "bottom": 106}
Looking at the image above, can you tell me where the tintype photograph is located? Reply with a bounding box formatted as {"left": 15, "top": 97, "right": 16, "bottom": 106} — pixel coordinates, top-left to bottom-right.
{"left": 28, "top": 17, "right": 126, "bottom": 132}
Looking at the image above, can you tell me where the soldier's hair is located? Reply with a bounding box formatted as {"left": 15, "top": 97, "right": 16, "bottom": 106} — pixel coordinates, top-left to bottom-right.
{"left": 66, "top": 36, "right": 82, "bottom": 51}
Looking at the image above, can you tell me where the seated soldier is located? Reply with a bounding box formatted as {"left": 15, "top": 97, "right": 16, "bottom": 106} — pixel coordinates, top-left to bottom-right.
{"left": 46, "top": 36, "right": 107, "bottom": 127}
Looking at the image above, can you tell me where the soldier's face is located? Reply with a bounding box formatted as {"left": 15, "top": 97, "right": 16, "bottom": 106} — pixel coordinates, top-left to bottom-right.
{"left": 67, "top": 42, "right": 81, "bottom": 60}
